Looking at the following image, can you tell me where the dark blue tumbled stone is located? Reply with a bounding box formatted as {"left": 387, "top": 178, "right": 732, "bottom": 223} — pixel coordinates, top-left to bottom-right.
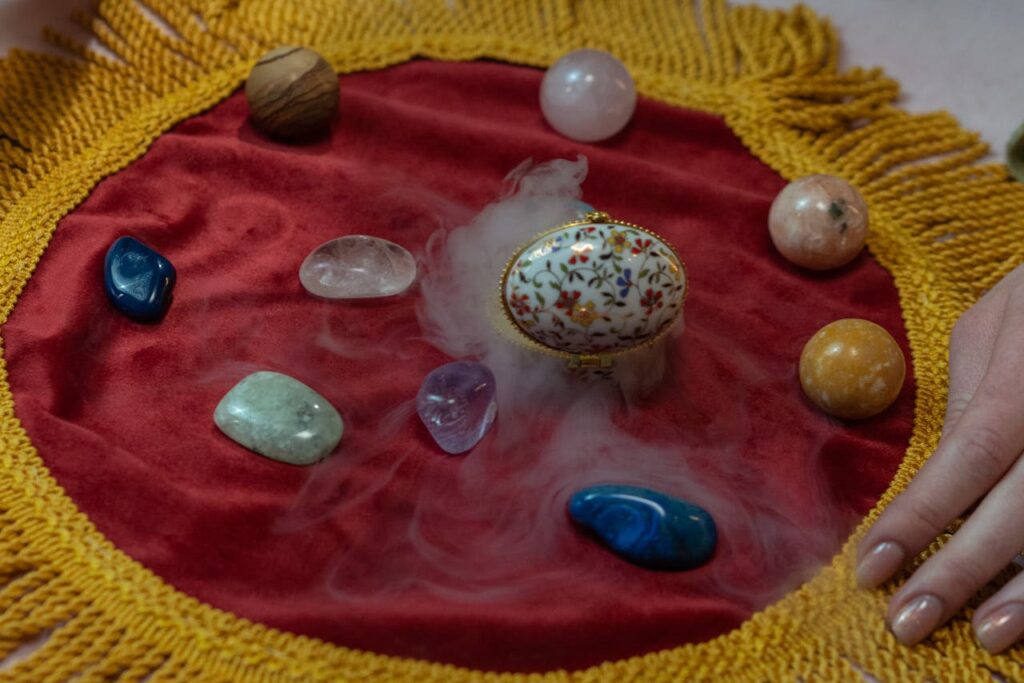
{"left": 568, "top": 485, "right": 717, "bottom": 570}
{"left": 103, "top": 236, "right": 176, "bottom": 322}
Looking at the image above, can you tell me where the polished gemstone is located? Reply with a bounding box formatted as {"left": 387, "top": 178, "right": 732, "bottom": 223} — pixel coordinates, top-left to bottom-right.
{"left": 768, "top": 174, "right": 868, "bottom": 270}
{"left": 799, "top": 318, "right": 906, "bottom": 420}
{"left": 568, "top": 485, "right": 717, "bottom": 570}
{"left": 299, "top": 235, "right": 416, "bottom": 299}
{"left": 214, "top": 371, "right": 343, "bottom": 465}
{"left": 245, "top": 46, "right": 338, "bottom": 141}
{"left": 540, "top": 48, "right": 636, "bottom": 143}
{"left": 416, "top": 361, "right": 497, "bottom": 455}
{"left": 103, "top": 236, "right": 176, "bottom": 322}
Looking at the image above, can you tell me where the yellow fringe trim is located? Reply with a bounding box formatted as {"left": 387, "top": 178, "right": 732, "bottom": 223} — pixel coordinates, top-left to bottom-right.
{"left": 1, "top": 0, "right": 1023, "bottom": 680}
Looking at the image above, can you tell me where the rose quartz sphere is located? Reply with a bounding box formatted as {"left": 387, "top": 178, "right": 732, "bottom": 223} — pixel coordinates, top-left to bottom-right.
{"left": 768, "top": 174, "right": 868, "bottom": 270}
{"left": 540, "top": 48, "right": 636, "bottom": 143}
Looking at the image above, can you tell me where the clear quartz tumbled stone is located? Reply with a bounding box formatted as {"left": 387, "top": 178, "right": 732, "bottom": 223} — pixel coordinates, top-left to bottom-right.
{"left": 416, "top": 361, "right": 497, "bottom": 455}
{"left": 299, "top": 235, "right": 416, "bottom": 299}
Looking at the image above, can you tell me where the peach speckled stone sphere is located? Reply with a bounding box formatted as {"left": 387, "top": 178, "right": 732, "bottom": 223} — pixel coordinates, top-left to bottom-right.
{"left": 540, "top": 48, "right": 636, "bottom": 143}
{"left": 768, "top": 175, "right": 868, "bottom": 270}
{"left": 799, "top": 319, "right": 905, "bottom": 420}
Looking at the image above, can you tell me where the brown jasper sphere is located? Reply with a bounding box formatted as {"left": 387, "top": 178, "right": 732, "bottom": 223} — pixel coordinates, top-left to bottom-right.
{"left": 799, "top": 319, "right": 905, "bottom": 420}
{"left": 245, "top": 46, "right": 338, "bottom": 140}
{"left": 768, "top": 174, "right": 868, "bottom": 270}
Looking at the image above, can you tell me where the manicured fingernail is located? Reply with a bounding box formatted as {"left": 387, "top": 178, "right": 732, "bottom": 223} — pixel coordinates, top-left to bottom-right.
{"left": 891, "top": 595, "right": 944, "bottom": 645}
{"left": 977, "top": 603, "right": 1024, "bottom": 653}
{"left": 856, "top": 542, "right": 905, "bottom": 588}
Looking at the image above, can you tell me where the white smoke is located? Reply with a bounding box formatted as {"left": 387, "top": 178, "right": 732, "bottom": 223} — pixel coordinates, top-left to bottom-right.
{"left": 278, "top": 156, "right": 851, "bottom": 616}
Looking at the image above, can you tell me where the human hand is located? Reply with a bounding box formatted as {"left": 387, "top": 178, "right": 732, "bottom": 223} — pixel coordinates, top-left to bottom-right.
{"left": 856, "top": 262, "right": 1024, "bottom": 653}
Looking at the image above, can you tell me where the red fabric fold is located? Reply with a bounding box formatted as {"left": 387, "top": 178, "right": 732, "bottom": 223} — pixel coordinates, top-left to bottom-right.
{"left": 3, "top": 60, "right": 912, "bottom": 672}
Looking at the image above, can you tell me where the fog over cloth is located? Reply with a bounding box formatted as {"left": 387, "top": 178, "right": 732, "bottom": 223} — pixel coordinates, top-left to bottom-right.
{"left": 3, "top": 60, "right": 912, "bottom": 672}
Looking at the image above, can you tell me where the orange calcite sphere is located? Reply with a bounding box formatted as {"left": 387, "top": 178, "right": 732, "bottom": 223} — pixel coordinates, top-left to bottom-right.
{"left": 799, "top": 319, "right": 905, "bottom": 420}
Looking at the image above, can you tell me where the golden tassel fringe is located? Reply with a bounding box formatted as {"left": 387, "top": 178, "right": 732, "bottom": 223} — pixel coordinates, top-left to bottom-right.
{"left": 1, "top": 1, "right": 1024, "bottom": 680}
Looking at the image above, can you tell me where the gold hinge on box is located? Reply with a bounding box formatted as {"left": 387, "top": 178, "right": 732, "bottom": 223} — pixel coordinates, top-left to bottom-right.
{"left": 567, "top": 354, "right": 613, "bottom": 370}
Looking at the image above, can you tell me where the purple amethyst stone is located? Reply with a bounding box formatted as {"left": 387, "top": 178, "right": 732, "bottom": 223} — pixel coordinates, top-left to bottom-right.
{"left": 416, "top": 361, "right": 497, "bottom": 454}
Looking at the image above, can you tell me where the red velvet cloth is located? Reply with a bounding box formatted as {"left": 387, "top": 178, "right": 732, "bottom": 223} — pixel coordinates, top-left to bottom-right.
{"left": 3, "top": 61, "right": 912, "bottom": 672}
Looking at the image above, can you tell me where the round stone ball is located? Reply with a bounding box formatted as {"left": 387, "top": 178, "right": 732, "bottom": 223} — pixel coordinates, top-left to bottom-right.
{"left": 799, "top": 318, "right": 905, "bottom": 420}
{"left": 768, "top": 174, "right": 868, "bottom": 270}
{"left": 245, "top": 46, "right": 338, "bottom": 140}
{"left": 540, "top": 48, "right": 636, "bottom": 143}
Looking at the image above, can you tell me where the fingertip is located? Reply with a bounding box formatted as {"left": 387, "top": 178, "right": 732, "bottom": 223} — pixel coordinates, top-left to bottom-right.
{"left": 890, "top": 594, "right": 944, "bottom": 646}
{"left": 856, "top": 541, "right": 906, "bottom": 589}
{"left": 976, "top": 603, "right": 1024, "bottom": 654}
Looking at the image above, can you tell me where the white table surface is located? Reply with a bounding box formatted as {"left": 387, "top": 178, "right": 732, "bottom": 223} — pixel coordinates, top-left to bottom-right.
{"left": 1, "top": 0, "right": 1021, "bottom": 163}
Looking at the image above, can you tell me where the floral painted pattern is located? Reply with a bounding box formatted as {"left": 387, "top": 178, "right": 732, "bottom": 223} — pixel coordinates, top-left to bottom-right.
{"left": 503, "top": 221, "right": 686, "bottom": 354}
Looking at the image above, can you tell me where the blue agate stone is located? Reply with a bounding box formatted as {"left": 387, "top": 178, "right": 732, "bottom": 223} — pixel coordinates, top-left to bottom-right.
{"left": 103, "top": 236, "right": 176, "bottom": 322}
{"left": 568, "top": 485, "right": 717, "bottom": 570}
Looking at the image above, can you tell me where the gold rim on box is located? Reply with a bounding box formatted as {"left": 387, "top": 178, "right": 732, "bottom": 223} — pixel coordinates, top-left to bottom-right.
{"left": 497, "top": 210, "right": 688, "bottom": 369}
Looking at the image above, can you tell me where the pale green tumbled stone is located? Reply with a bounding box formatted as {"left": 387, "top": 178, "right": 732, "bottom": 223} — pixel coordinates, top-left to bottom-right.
{"left": 214, "top": 371, "right": 343, "bottom": 465}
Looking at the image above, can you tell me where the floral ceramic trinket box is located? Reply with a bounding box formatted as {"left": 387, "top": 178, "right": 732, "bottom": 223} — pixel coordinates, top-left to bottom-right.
{"left": 500, "top": 211, "right": 687, "bottom": 369}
